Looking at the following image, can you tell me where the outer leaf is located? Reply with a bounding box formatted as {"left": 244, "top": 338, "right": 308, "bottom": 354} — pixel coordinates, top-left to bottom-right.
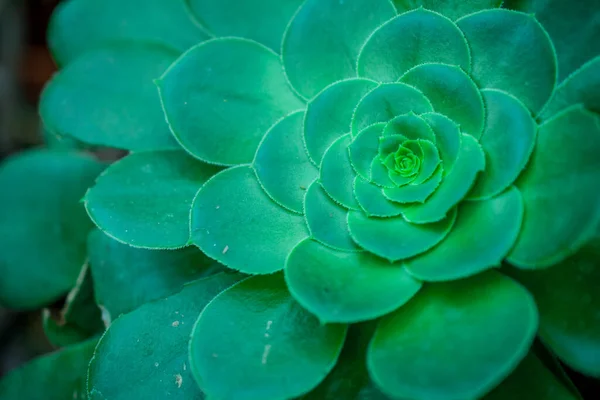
{"left": 48, "top": 0, "right": 207, "bottom": 65}
{"left": 457, "top": 9, "right": 557, "bottom": 114}
{"left": 484, "top": 352, "right": 579, "bottom": 399}
{"left": 402, "top": 134, "right": 485, "bottom": 224}
{"left": 320, "top": 135, "right": 360, "bottom": 210}
{"left": 304, "top": 180, "right": 360, "bottom": 252}
{"left": 191, "top": 166, "right": 308, "bottom": 274}
{"left": 282, "top": 0, "right": 396, "bottom": 99}
{"left": 358, "top": 9, "right": 471, "bottom": 82}
{"left": 468, "top": 89, "right": 536, "bottom": 200}
{"left": 392, "top": 0, "right": 503, "bottom": 20}
{"left": 509, "top": 106, "right": 600, "bottom": 268}
{"left": 254, "top": 111, "right": 318, "bottom": 213}
{"left": 85, "top": 150, "right": 220, "bottom": 249}
{"left": 87, "top": 273, "right": 243, "bottom": 399}
{"left": 40, "top": 45, "right": 180, "bottom": 151}
{"left": 87, "top": 229, "right": 221, "bottom": 322}
{"left": 368, "top": 271, "right": 538, "bottom": 400}
{"left": 187, "top": 0, "right": 303, "bottom": 52}
{"left": 285, "top": 239, "right": 421, "bottom": 323}
{"left": 508, "top": 237, "right": 600, "bottom": 377}
{"left": 348, "top": 208, "right": 456, "bottom": 262}
{"left": 399, "top": 63, "right": 485, "bottom": 139}
{"left": 541, "top": 56, "right": 600, "bottom": 120}
{"left": 405, "top": 187, "right": 523, "bottom": 281}
{"left": 505, "top": 0, "right": 600, "bottom": 81}
{"left": 158, "top": 38, "right": 304, "bottom": 166}
{"left": 0, "top": 150, "right": 104, "bottom": 310}
{"left": 189, "top": 274, "right": 347, "bottom": 400}
{"left": 0, "top": 339, "right": 97, "bottom": 400}
{"left": 305, "top": 78, "right": 378, "bottom": 165}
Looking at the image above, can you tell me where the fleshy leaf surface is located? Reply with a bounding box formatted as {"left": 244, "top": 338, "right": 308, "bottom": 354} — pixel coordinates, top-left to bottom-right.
{"left": 282, "top": 0, "right": 396, "bottom": 98}
{"left": 406, "top": 187, "right": 523, "bottom": 281}
{"left": 158, "top": 38, "right": 304, "bottom": 165}
{"left": 399, "top": 63, "right": 485, "bottom": 139}
{"left": 349, "top": 123, "right": 386, "bottom": 179}
{"left": 85, "top": 150, "right": 220, "bottom": 249}
{"left": 187, "top": 0, "right": 303, "bottom": 52}
{"left": 191, "top": 166, "right": 308, "bottom": 274}
{"left": 348, "top": 208, "right": 456, "bottom": 262}
{"left": 304, "top": 180, "right": 359, "bottom": 252}
{"left": 0, "top": 150, "right": 104, "bottom": 310}
{"left": 457, "top": 9, "right": 557, "bottom": 114}
{"left": 40, "top": 45, "right": 180, "bottom": 151}
{"left": 87, "top": 273, "right": 243, "bottom": 399}
{"left": 305, "top": 78, "right": 378, "bottom": 165}
{"left": 509, "top": 237, "right": 600, "bottom": 377}
{"left": 255, "top": 111, "right": 317, "bottom": 213}
{"left": 421, "top": 112, "right": 461, "bottom": 170}
{"left": 354, "top": 177, "right": 405, "bottom": 217}
{"left": 0, "top": 339, "right": 97, "bottom": 400}
{"left": 320, "top": 134, "right": 360, "bottom": 210}
{"left": 392, "top": 0, "right": 503, "bottom": 20}
{"left": 358, "top": 9, "right": 471, "bottom": 82}
{"left": 286, "top": 239, "right": 421, "bottom": 323}
{"left": 368, "top": 271, "right": 538, "bottom": 400}
{"left": 383, "top": 167, "right": 443, "bottom": 204}
{"left": 469, "top": 89, "right": 536, "bottom": 199}
{"left": 189, "top": 274, "right": 347, "bottom": 400}
{"left": 509, "top": 106, "right": 600, "bottom": 268}
{"left": 48, "top": 0, "right": 207, "bottom": 65}
{"left": 87, "top": 229, "right": 221, "bottom": 321}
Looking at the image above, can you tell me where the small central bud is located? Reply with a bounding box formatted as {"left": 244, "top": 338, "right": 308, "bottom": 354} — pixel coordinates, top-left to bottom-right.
{"left": 385, "top": 145, "right": 420, "bottom": 178}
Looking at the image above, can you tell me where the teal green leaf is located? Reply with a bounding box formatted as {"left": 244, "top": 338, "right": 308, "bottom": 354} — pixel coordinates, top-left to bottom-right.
{"left": 509, "top": 106, "right": 600, "bottom": 268}
{"left": 383, "top": 167, "right": 443, "bottom": 203}
{"left": 43, "top": 263, "right": 104, "bottom": 348}
{"left": 402, "top": 134, "right": 485, "bottom": 223}
{"left": 469, "top": 89, "right": 537, "bottom": 200}
{"left": 348, "top": 208, "right": 456, "bottom": 262}
{"left": 382, "top": 113, "right": 435, "bottom": 142}
{"left": 187, "top": 0, "right": 303, "bottom": 52}
{"left": 508, "top": 237, "right": 600, "bottom": 377}
{"left": 255, "top": 111, "right": 317, "bottom": 213}
{"left": 304, "top": 180, "right": 359, "bottom": 252}
{"left": 286, "top": 239, "right": 421, "bottom": 324}
{"left": 406, "top": 187, "right": 523, "bottom": 281}
{"left": 88, "top": 229, "right": 221, "bottom": 321}
{"left": 320, "top": 134, "right": 360, "bottom": 210}
{"left": 349, "top": 123, "right": 386, "bottom": 179}
{"left": 504, "top": 0, "right": 600, "bottom": 81}
{"left": 412, "top": 140, "right": 440, "bottom": 184}
{"left": 421, "top": 112, "right": 461, "bottom": 170}
{"left": 0, "top": 339, "right": 97, "bottom": 400}
{"left": 305, "top": 78, "right": 378, "bottom": 165}
{"left": 358, "top": 9, "right": 470, "bottom": 82}
{"left": 189, "top": 274, "right": 347, "bottom": 400}
{"left": 0, "top": 150, "right": 104, "bottom": 310}
{"left": 456, "top": 9, "right": 557, "bottom": 114}
{"left": 48, "top": 0, "right": 207, "bottom": 66}
{"left": 191, "top": 166, "right": 308, "bottom": 274}
{"left": 541, "top": 56, "right": 600, "bottom": 120}
{"left": 368, "top": 270, "right": 538, "bottom": 400}
{"left": 351, "top": 83, "right": 433, "bottom": 136}
{"left": 87, "top": 273, "right": 243, "bottom": 399}
{"left": 282, "top": 0, "right": 396, "bottom": 99}
{"left": 85, "top": 150, "right": 220, "bottom": 249}
{"left": 392, "top": 0, "right": 503, "bottom": 20}
{"left": 399, "top": 63, "right": 485, "bottom": 138}
{"left": 484, "top": 352, "right": 579, "bottom": 400}
{"left": 158, "top": 38, "right": 304, "bottom": 166}
{"left": 40, "top": 45, "right": 180, "bottom": 151}
{"left": 370, "top": 157, "right": 396, "bottom": 188}
{"left": 299, "top": 322, "right": 389, "bottom": 400}
{"left": 354, "top": 177, "right": 404, "bottom": 217}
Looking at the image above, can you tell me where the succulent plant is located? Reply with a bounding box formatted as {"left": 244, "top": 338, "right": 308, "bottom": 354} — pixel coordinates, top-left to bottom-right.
{"left": 1, "top": 0, "right": 599, "bottom": 399}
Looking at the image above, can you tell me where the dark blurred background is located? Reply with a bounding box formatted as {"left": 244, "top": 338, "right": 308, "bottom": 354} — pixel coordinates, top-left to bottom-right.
{"left": 0, "top": 0, "right": 60, "bottom": 375}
